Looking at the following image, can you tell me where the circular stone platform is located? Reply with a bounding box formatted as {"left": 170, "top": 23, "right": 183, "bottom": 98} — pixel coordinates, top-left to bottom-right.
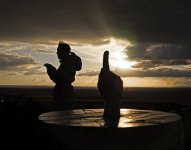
{"left": 39, "top": 109, "right": 184, "bottom": 150}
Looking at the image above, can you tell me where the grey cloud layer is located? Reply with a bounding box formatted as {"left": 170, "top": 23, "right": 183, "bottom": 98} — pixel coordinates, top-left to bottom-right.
{"left": 0, "top": 52, "right": 45, "bottom": 75}
{"left": 125, "top": 44, "right": 191, "bottom": 69}
{"left": 0, "top": 41, "right": 56, "bottom": 55}
{"left": 0, "top": 53, "right": 37, "bottom": 70}
{"left": 1, "top": 0, "right": 191, "bottom": 44}
{"left": 126, "top": 44, "right": 191, "bottom": 60}
{"left": 0, "top": 0, "right": 111, "bottom": 42}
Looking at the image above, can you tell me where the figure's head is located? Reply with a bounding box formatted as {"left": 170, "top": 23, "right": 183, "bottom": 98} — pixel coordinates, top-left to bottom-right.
{"left": 57, "top": 41, "right": 71, "bottom": 59}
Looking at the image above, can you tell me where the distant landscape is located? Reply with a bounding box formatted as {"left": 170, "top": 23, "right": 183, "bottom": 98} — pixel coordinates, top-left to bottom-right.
{"left": 1, "top": 85, "right": 191, "bottom": 104}
{"left": 1, "top": 85, "right": 191, "bottom": 116}
{"left": 1, "top": 86, "right": 191, "bottom": 149}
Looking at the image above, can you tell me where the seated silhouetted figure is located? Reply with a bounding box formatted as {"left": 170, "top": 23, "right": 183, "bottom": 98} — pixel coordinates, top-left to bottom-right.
{"left": 97, "top": 51, "right": 123, "bottom": 119}
{"left": 44, "top": 41, "right": 82, "bottom": 106}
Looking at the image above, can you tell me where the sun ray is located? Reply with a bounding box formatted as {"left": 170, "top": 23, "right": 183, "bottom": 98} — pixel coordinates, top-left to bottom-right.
{"left": 105, "top": 39, "right": 137, "bottom": 69}
{"left": 111, "top": 51, "right": 137, "bottom": 69}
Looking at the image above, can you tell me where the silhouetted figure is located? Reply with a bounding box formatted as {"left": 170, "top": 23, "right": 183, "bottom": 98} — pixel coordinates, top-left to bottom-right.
{"left": 97, "top": 51, "right": 123, "bottom": 119}
{"left": 44, "top": 41, "right": 82, "bottom": 106}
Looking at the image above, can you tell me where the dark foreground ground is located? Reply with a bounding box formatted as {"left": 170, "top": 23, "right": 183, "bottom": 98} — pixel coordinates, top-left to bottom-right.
{"left": 0, "top": 86, "right": 191, "bottom": 150}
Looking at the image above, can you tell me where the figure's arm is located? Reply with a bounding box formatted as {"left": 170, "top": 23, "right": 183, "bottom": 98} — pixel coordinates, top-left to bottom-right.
{"left": 44, "top": 63, "right": 58, "bottom": 83}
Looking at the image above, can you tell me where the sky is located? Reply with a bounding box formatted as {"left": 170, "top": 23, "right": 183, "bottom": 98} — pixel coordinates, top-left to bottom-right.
{"left": 1, "top": 0, "right": 191, "bottom": 87}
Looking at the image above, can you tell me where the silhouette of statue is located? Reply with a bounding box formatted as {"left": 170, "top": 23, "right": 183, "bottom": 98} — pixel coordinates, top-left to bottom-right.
{"left": 104, "top": 117, "right": 120, "bottom": 128}
{"left": 97, "top": 51, "right": 123, "bottom": 119}
{"left": 44, "top": 41, "right": 82, "bottom": 106}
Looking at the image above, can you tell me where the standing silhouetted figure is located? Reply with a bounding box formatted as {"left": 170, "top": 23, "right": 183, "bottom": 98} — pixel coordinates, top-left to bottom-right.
{"left": 44, "top": 41, "right": 82, "bottom": 106}
{"left": 97, "top": 51, "right": 123, "bottom": 119}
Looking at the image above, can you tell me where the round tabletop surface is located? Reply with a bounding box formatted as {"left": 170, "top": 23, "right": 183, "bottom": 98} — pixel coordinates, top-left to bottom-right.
{"left": 39, "top": 108, "right": 181, "bottom": 128}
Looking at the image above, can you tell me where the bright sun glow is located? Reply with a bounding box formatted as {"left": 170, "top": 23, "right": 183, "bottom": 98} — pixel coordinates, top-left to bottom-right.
{"left": 111, "top": 51, "right": 137, "bottom": 69}
{"left": 103, "top": 38, "right": 137, "bottom": 69}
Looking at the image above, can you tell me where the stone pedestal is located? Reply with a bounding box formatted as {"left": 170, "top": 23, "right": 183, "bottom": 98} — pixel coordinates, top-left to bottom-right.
{"left": 39, "top": 109, "right": 184, "bottom": 150}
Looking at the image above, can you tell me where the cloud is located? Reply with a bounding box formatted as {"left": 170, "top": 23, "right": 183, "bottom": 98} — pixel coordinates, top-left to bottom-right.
{"left": 131, "top": 59, "right": 190, "bottom": 69}
{"left": 8, "top": 72, "right": 19, "bottom": 76}
{"left": 0, "top": 41, "right": 56, "bottom": 54}
{"left": 77, "top": 70, "right": 99, "bottom": 76}
{"left": 32, "top": 78, "right": 48, "bottom": 83}
{"left": 0, "top": 52, "right": 46, "bottom": 75}
{"left": 147, "top": 44, "right": 191, "bottom": 60}
{"left": 23, "top": 67, "right": 45, "bottom": 75}
{"left": 0, "top": 53, "right": 38, "bottom": 70}
{"left": 125, "top": 43, "right": 191, "bottom": 69}
{"left": 0, "top": 0, "right": 111, "bottom": 43}
{"left": 126, "top": 44, "right": 191, "bottom": 60}
{"left": 99, "top": 0, "right": 191, "bottom": 44}
{"left": 115, "top": 68, "right": 191, "bottom": 77}
{"left": 1, "top": 0, "right": 190, "bottom": 45}
{"left": 77, "top": 67, "right": 191, "bottom": 78}
{"left": 125, "top": 43, "right": 150, "bottom": 60}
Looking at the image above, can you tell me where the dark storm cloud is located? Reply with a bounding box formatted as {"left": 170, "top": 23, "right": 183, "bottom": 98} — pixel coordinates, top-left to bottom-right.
{"left": 1, "top": 0, "right": 191, "bottom": 44}
{"left": 99, "top": 0, "right": 191, "bottom": 44}
{"left": 125, "top": 44, "right": 191, "bottom": 69}
{"left": 0, "top": 0, "right": 111, "bottom": 42}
